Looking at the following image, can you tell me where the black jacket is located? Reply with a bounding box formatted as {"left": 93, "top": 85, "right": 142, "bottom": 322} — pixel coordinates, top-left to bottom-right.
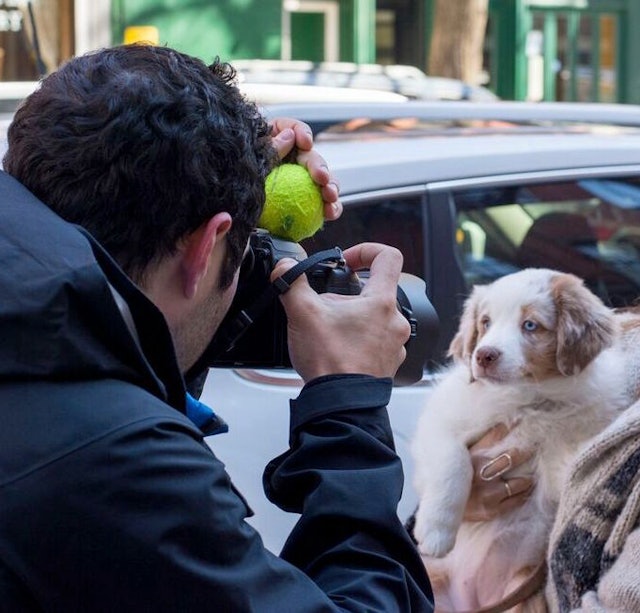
{"left": 0, "top": 171, "right": 433, "bottom": 612}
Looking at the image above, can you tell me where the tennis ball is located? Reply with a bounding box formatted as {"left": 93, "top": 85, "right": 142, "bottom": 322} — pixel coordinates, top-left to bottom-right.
{"left": 258, "top": 163, "right": 324, "bottom": 242}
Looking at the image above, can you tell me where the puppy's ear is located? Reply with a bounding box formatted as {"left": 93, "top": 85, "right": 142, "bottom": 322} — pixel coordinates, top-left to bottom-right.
{"left": 552, "top": 273, "right": 616, "bottom": 375}
{"left": 448, "top": 286, "right": 484, "bottom": 364}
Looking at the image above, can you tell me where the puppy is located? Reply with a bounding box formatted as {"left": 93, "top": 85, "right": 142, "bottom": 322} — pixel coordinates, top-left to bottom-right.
{"left": 411, "top": 268, "right": 640, "bottom": 612}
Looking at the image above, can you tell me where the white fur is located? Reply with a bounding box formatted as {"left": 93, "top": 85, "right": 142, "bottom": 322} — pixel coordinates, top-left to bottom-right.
{"left": 411, "top": 268, "right": 638, "bottom": 610}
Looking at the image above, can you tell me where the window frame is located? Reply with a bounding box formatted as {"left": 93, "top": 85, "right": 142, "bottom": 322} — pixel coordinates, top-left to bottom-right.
{"left": 425, "top": 164, "right": 640, "bottom": 367}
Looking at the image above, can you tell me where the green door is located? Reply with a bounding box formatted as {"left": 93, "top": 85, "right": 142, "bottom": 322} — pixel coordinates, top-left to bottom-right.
{"left": 291, "top": 12, "right": 325, "bottom": 61}
{"left": 488, "top": 0, "right": 629, "bottom": 103}
{"left": 529, "top": 8, "right": 623, "bottom": 102}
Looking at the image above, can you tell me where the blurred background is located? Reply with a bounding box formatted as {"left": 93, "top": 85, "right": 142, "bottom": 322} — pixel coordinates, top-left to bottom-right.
{"left": 1, "top": 0, "right": 639, "bottom": 105}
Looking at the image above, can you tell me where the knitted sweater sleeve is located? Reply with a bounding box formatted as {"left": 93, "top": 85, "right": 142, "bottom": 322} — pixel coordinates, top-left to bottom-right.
{"left": 570, "top": 529, "right": 640, "bottom": 612}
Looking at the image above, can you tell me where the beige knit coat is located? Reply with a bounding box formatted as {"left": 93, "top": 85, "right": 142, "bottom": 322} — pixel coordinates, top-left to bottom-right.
{"left": 545, "top": 399, "right": 640, "bottom": 612}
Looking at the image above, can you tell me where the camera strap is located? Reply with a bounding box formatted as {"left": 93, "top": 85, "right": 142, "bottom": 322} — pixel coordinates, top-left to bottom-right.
{"left": 271, "top": 247, "right": 345, "bottom": 295}
{"left": 224, "top": 247, "right": 344, "bottom": 350}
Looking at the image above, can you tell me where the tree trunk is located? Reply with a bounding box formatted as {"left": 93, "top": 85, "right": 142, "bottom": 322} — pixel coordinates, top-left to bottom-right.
{"left": 428, "top": 0, "right": 489, "bottom": 85}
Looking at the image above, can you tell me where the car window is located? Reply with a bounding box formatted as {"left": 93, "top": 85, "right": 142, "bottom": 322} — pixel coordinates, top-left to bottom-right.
{"left": 301, "top": 194, "right": 425, "bottom": 279}
{"left": 452, "top": 177, "right": 640, "bottom": 307}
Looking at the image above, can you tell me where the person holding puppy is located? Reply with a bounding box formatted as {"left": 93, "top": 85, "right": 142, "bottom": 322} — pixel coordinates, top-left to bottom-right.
{"left": 466, "top": 418, "right": 640, "bottom": 611}
{"left": 0, "top": 45, "right": 433, "bottom": 610}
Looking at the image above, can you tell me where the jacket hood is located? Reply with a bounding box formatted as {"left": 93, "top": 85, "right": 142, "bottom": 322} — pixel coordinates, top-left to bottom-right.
{"left": 0, "top": 171, "right": 186, "bottom": 410}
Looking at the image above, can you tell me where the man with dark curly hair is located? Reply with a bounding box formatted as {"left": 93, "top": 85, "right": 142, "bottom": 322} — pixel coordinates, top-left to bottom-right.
{"left": 0, "top": 44, "right": 434, "bottom": 610}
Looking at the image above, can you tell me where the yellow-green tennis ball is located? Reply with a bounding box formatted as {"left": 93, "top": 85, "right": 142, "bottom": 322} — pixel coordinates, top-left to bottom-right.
{"left": 258, "top": 163, "right": 324, "bottom": 242}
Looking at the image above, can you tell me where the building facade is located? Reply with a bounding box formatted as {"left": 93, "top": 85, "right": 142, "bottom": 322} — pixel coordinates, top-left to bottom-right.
{"left": 3, "top": 0, "right": 640, "bottom": 104}
{"left": 488, "top": 0, "right": 640, "bottom": 104}
{"left": 0, "top": 0, "right": 113, "bottom": 81}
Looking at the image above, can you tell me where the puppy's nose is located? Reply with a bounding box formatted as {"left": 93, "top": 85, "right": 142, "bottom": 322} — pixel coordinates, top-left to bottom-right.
{"left": 476, "top": 347, "right": 501, "bottom": 368}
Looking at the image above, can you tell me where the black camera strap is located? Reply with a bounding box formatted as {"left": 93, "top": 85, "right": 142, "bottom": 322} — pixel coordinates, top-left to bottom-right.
{"left": 271, "top": 247, "right": 345, "bottom": 295}
{"left": 223, "top": 247, "right": 344, "bottom": 350}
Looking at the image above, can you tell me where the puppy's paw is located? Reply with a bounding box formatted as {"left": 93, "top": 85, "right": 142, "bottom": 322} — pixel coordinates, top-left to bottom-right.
{"left": 413, "top": 505, "right": 457, "bottom": 558}
{"left": 417, "top": 528, "right": 456, "bottom": 558}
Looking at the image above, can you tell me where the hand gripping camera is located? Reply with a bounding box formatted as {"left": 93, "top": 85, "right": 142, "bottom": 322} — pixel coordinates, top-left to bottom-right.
{"left": 189, "top": 229, "right": 439, "bottom": 386}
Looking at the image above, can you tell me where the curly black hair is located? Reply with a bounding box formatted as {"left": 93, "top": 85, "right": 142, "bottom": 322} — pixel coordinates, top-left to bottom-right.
{"left": 4, "top": 44, "right": 278, "bottom": 287}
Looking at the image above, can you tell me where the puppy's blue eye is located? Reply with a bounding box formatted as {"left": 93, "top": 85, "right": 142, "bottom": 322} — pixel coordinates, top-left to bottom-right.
{"left": 523, "top": 320, "right": 538, "bottom": 332}
{"left": 480, "top": 316, "right": 490, "bottom": 330}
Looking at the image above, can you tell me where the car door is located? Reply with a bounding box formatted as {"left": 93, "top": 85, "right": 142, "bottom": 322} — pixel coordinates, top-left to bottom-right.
{"left": 206, "top": 168, "right": 640, "bottom": 553}
{"left": 306, "top": 169, "right": 640, "bottom": 373}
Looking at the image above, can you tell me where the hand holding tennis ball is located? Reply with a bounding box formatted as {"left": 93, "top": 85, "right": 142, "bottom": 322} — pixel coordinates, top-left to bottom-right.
{"left": 258, "top": 163, "right": 324, "bottom": 242}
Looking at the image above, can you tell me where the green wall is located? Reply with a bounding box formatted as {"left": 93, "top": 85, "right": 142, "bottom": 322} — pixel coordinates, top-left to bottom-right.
{"left": 112, "top": 0, "right": 282, "bottom": 63}
{"left": 112, "top": 0, "right": 377, "bottom": 64}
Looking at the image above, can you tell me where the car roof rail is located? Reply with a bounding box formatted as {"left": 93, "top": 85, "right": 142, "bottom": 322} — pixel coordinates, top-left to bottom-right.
{"left": 262, "top": 100, "right": 640, "bottom": 134}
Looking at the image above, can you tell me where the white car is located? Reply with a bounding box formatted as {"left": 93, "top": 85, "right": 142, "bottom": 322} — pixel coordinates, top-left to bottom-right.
{"left": 204, "top": 101, "right": 640, "bottom": 552}
{"left": 233, "top": 59, "right": 498, "bottom": 102}
{"left": 4, "top": 96, "right": 640, "bottom": 553}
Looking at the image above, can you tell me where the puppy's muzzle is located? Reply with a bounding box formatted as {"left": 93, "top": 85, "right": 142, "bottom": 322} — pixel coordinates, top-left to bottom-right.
{"left": 476, "top": 346, "right": 501, "bottom": 369}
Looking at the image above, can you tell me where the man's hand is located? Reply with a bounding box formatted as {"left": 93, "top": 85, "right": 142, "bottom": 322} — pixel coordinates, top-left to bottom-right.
{"left": 464, "top": 424, "right": 535, "bottom": 522}
{"left": 269, "top": 117, "right": 342, "bottom": 222}
{"left": 270, "top": 243, "right": 410, "bottom": 383}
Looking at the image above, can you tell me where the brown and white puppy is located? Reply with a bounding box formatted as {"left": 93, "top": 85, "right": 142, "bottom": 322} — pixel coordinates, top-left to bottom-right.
{"left": 411, "top": 268, "right": 640, "bottom": 612}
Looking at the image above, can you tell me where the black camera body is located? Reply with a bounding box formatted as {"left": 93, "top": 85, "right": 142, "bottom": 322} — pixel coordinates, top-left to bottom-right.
{"left": 192, "top": 229, "right": 439, "bottom": 386}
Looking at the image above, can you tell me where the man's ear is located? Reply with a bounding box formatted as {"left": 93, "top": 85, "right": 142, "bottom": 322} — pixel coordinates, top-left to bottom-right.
{"left": 181, "top": 212, "right": 232, "bottom": 299}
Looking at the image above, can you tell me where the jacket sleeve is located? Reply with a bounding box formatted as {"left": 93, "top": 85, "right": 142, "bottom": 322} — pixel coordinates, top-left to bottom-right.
{"left": 12, "top": 377, "right": 433, "bottom": 612}
{"left": 264, "top": 374, "right": 435, "bottom": 611}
